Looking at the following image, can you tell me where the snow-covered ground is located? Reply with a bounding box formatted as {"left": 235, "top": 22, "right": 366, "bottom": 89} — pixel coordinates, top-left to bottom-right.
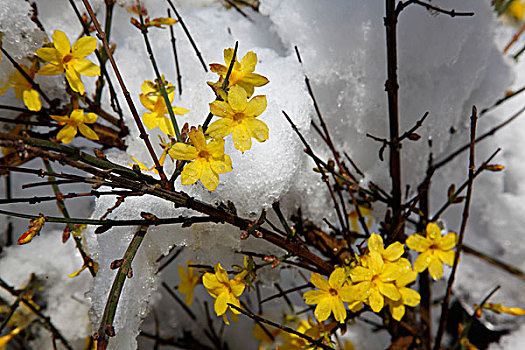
{"left": 1, "top": 0, "right": 525, "bottom": 349}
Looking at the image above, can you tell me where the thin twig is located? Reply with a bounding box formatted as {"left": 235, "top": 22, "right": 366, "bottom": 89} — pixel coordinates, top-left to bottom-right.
{"left": 166, "top": 0, "right": 208, "bottom": 72}
{"left": 162, "top": 282, "right": 196, "bottom": 320}
{"left": 168, "top": 9, "right": 182, "bottom": 96}
{"left": 433, "top": 104, "right": 525, "bottom": 171}
{"left": 434, "top": 106, "right": 478, "bottom": 350}
{"left": 396, "top": 0, "right": 474, "bottom": 17}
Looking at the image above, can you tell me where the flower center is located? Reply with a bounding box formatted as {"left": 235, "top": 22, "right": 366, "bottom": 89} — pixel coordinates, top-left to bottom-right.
{"left": 62, "top": 54, "right": 74, "bottom": 65}
{"left": 329, "top": 288, "right": 338, "bottom": 297}
{"left": 232, "top": 112, "right": 245, "bottom": 122}
{"left": 198, "top": 150, "right": 210, "bottom": 160}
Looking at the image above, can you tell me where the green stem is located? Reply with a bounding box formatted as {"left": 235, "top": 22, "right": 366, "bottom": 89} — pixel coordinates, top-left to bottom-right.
{"left": 96, "top": 225, "right": 149, "bottom": 350}
{"left": 43, "top": 160, "right": 97, "bottom": 277}
{"left": 94, "top": 0, "right": 115, "bottom": 106}
{"left": 137, "top": 3, "right": 182, "bottom": 142}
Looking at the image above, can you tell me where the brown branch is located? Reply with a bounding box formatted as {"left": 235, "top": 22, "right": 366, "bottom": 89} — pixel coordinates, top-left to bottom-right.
{"left": 396, "top": 0, "right": 474, "bottom": 17}
{"left": 434, "top": 106, "right": 478, "bottom": 350}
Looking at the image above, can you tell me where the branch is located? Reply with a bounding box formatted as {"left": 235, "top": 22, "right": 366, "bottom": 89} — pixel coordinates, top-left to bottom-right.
{"left": 95, "top": 225, "right": 149, "bottom": 350}
{"left": 434, "top": 106, "right": 478, "bottom": 350}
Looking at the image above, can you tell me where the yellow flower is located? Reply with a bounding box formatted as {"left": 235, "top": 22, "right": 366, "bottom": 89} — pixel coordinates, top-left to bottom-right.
{"left": 178, "top": 260, "right": 201, "bottom": 306}
{"left": 480, "top": 303, "right": 525, "bottom": 316}
{"left": 202, "top": 262, "right": 245, "bottom": 324}
{"left": 139, "top": 79, "right": 188, "bottom": 136}
{"left": 210, "top": 48, "right": 269, "bottom": 97}
{"left": 208, "top": 85, "right": 269, "bottom": 153}
{"left": 406, "top": 222, "right": 458, "bottom": 280}
{"left": 0, "top": 62, "right": 42, "bottom": 111}
{"left": 350, "top": 251, "right": 404, "bottom": 313}
{"left": 0, "top": 326, "right": 23, "bottom": 350}
{"left": 303, "top": 267, "right": 354, "bottom": 323}
{"left": 366, "top": 233, "right": 404, "bottom": 263}
{"left": 36, "top": 30, "right": 100, "bottom": 95}
{"left": 51, "top": 109, "right": 99, "bottom": 144}
{"left": 385, "top": 259, "right": 421, "bottom": 321}
{"left": 507, "top": 0, "right": 525, "bottom": 21}
{"left": 168, "top": 126, "right": 232, "bottom": 191}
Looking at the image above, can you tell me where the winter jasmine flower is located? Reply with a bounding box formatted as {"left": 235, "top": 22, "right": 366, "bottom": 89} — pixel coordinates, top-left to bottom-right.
{"left": 36, "top": 30, "right": 100, "bottom": 95}
{"left": 0, "top": 62, "right": 41, "bottom": 111}
{"left": 208, "top": 85, "right": 268, "bottom": 153}
{"left": 168, "top": 126, "right": 232, "bottom": 191}
{"left": 303, "top": 267, "right": 354, "bottom": 323}
{"left": 178, "top": 260, "right": 201, "bottom": 306}
{"left": 210, "top": 48, "right": 269, "bottom": 97}
{"left": 406, "top": 222, "right": 458, "bottom": 280}
{"left": 202, "top": 262, "right": 245, "bottom": 324}
{"left": 51, "top": 109, "right": 99, "bottom": 144}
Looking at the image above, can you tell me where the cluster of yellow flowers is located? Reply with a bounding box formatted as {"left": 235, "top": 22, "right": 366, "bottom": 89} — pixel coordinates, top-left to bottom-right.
{"left": 1, "top": 29, "right": 101, "bottom": 144}
{"left": 138, "top": 47, "right": 269, "bottom": 191}
{"left": 303, "top": 223, "right": 459, "bottom": 323}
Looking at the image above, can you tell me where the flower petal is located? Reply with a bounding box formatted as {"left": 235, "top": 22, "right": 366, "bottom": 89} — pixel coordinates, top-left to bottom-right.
{"left": 384, "top": 242, "right": 404, "bottom": 261}
{"left": 181, "top": 160, "right": 203, "bottom": 186}
{"left": 56, "top": 124, "right": 77, "bottom": 144}
{"left": 37, "top": 63, "right": 64, "bottom": 76}
{"left": 36, "top": 48, "right": 61, "bottom": 64}
{"left": 332, "top": 297, "right": 347, "bottom": 323}
{"left": 84, "top": 112, "right": 98, "bottom": 124}
{"left": 406, "top": 234, "right": 431, "bottom": 252}
{"left": 228, "top": 85, "right": 248, "bottom": 112}
{"left": 310, "top": 272, "right": 330, "bottom": 291}
{"left": 369, "top": 289, "right": 384, "bottom": 313}
{"left": 52, "top": 30, "right": 71, "bottom": 56}
{"left": 200, "top": 161, "right": 219, "bottom": 191}
{"left": 232, "top": 123, "right": 252, "bottom": 152}
{"left": 240, "top": 51, "right": 257, "bottom": 72}
{"left": 240, "top": 72, "right": 269, "bottom": 87}
{"left": 368, "top": 233, "right": 384, "bottom": 253}
{"left": 437, "top": 249, "right": 455, "bottom": 267}
{"left": 413, "top": 250, "right": 431, "bottom": 273}
{"left": 22, "top": 89, "right": 41, "bottom": 111}
{"left": 78, "top": 124, "right": 99, "bottom": 140}
{"left": 71, "top": 58, "right": 100, "bottom": 77}
{"left": 378, "top": 281, "right": 401, "bottom": 301}
{"left": 244, "top": 118, "right": 269, "bottom": 143}
{"left": 65, "top": 68, "right": 85, "bottom": 94}
{"left": 328, "top": 267, "right": 346, "bottom": 289}
{"left": 231, "top": 278, "right": 245, "bottom": 297}
{"left": 438, "top": 233, "right": 458, "bottom": 251}
{"left": 314, "top": 297, "right": 331, "bottom": 322}
{"left": 209, "top": 63, "right": 227, "bottom": 75}
{"left": 169, "top": 143, "right": 198, "bottom": 161}
{"left": 210, "top": 100, "right": 234, "bottom": 118}
{"left": 303, "top": 290, "right": 327, "bottom": 305}
{"left": 400, "top": 287, "right": 421, "bottom": 307}
{"left": 72, "top": 36, "right": 97, "bottom": 58}
{"left": 390, "top": 302, "right": 405, "bottom": 321}
{"left": 210, "top": 155, "right": 232, "bottom": 175}
{"left": 428, "top": 256, "right": 444, "bottom": 280}
{"left": 208, "top": 118, "right": 235, "bottom": 139}
{"left": 396, "top": 270, "right": 417, "bottom": 288}
{"left": 188, "top": 127, "right": 207, "bottom": 151}
{"left": 350, "top": 266, "right": 372, "bottom": 283}
{"left": 426, "top": 222, "right": 442, "bottom": 240}
{"left": 78, "top": 124, "right": 99, "bottom": 141}
{"left": 214, "top": 292, "right": 229, "bottom": 316}
{"left": 244, "top": 95, "right": 267, "bottom": 118}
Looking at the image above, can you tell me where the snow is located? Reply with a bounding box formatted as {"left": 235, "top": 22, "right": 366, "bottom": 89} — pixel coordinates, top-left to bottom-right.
{"left": 1, "top": 0, "right": 525, "bottom": 349}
